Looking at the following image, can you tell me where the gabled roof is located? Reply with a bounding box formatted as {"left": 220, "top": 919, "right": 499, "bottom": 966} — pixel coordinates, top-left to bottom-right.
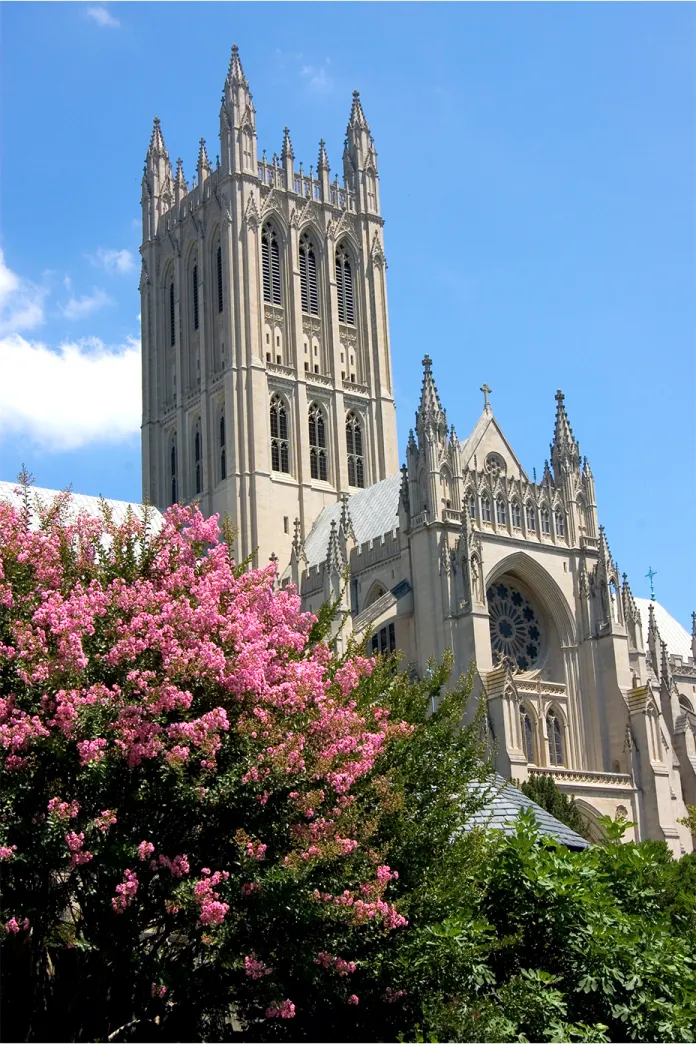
{"left": 0, "top": 482, "right": 163, "bottom": 533}
{"left": 303, "top": 473, "right": 401, "bottom": 568}
{"left": 467, "top": 774, "right": 589, "bottom": 849}
{"left": 460, "top": 409, "right": 530, "bottom": 481}
{"left": 635, "top": 598, "right": 691, "bottom": 661}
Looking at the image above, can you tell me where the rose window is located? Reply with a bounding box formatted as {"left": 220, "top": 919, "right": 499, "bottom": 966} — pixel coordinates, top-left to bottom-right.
{"left": 485, "top": 453, "right": 506, "bottom": 479}
{"left": 488, "top": 582, "right": 542, "bottom": 671}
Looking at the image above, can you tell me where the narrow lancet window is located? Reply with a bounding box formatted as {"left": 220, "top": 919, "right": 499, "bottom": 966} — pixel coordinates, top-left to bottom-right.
{"left": 299, "top": 233, "right": 319, "bottom": 315}
{"left": 335, "top": 243, "right": 355, "bottom": 325}
{"left": 192, "top": 264, "right": 199, "bottom": 331}
{"left": 217, "top": 246, "right": 224, "bottom": 313}
{"left": 270, "top": 395, "right": 289, "bottom": 474}
{"left": 262, "top": 224, "right": 282, "bottom": 305}
{"left": 194, "top": 427, "right": 202, "bottom": 495}
{"left": 547, "top": 711, "right": 564, "bottom": 766}
{"left": 309, "top": 403, "right": 328, "bottom": 481}
{"left": 346, "top": 411, "right": 364, "bottom": 488}
{"left": 219, "top": 413, "right": 226, "bottom": 481}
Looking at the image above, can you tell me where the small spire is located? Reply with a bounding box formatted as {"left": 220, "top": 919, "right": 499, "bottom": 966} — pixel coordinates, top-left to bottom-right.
{"left": 317, "top": 138, "right": 329, "bottom": 172}
{"left": 197, "top": 138, "right": 210, "bottom": 183}
{"left": 660, "top": 640, "right": 671, "bottom": 684}
{"left": 339, "top": 493, "right": 355, "bottom": 542}
{"left": 174, "top": 157, "right": 188, "bottom": 195}
{"left": 622, "top": 572, "right": 641, "bottom": 625}
{"left": 551, "top": 388, "right": 580, "bottom": 473}
{"left": 417, "top": 354, "right": 447, "bottom": 432}
{"left": 348, "top": 89, "right": 369, "bottom": 131}
{"left": 148, "top": 116, "right": 166, "bottom": 155}
{"left": 281, "top": 126, "right": 294, "bottom": 162}
{"left": 582, "top": 455, "right": 593, "bottom": 478}
{"left": 227, "top": 43, "right": 247, "bottom": 87}
{"left": 326, "top": 519, "right": 344, "bottom": 574}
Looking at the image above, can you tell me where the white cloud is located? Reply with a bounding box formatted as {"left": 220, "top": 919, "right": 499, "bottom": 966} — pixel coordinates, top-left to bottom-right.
{"left": 90, "top": 248, "right": 136, "bottom": 275}
{"left": 86, "top": 6, "right": 120, "bottom": 28}
{"left": 300, "top": 59, "right": 333, "bottom": 95}
{"left": 0, "top": 249, "right": 46, "bottom": 336}
{"left": 0, "top": 333, "right": 140, "bottom": 450}
{"left": 61, "top": 288, "right": 113, "bottom": 321}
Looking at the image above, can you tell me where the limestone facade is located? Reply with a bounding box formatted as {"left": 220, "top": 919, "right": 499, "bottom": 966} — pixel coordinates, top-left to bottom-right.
{"left": 140, "top": 46, "right": 695, "bottom": 855}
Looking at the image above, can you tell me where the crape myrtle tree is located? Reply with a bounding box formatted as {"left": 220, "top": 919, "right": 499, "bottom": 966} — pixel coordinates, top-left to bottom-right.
{"left": 0, "top": 485, "right": 496, "bottom": 1043}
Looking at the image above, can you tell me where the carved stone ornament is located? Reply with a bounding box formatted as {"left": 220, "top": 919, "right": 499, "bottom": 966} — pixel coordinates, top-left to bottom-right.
{"left": 244, "top": 193, "right": 261, "bottom": 229}
{"left": 370, "top": 231, "right": 386, "bottom": 268}
{"left": 261, "top": 187, "right": 284, "bottom": 218}
{"left": 264, "top": 305, "right": 285, "bottom": 329}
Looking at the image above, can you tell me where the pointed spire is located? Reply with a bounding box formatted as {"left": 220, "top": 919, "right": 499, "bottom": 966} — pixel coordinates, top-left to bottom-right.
{"left": 197, "top": 138, "right": 210, "bottom": 184}
{"left": 339, "top": 494, "right": 355, "bottom": 543}
{"left": 416, "top": 354, "right": 446, "bottom": 432}
{"left": 292, "top": 517, "right": 302, "bottom": 557}
{"left": 281, "top": 126, "right": 294, "bottom": 163}
{"left": 227, "top": 43, "right": 247, "bottom": 87}
{"left": 582, "top": 456, "right": 593, "bottom": 479}
{"left": 317, "top": 139, "right": 329, "bottom": 172}
{"left": 621, "top": 572, "right": 640, "bottom": 624}
{"left": 326, "top": 520, "right": 344, "bottom": 575}
{"left": 660, "top": 640, "right": 672, "bottom": 685}
{"left": 174, "top": 157, "right": 188, "bottom": 201}
{"left": 148, "top": 116, "right": 167, "bottom": 158}
{"left": 551, "top": 389, "right": 581, "bottom": 475}
{"left": 348, "top": 90, "right": 370, "bottom": 131}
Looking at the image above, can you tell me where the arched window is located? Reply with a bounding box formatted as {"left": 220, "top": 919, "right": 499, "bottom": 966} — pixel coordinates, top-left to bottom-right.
{"left": 217, "top": 245, "right": 224, "bottom": 313}
{"left": 170, "top": 439, "right": 177, "bottom": 505}
{"left": 346, "top": 411, "right": 364, "bottom": 488}
{"left": 555, "top": 510, "right": 565, "bottom": 538}
{"left": 546, "top": 710, "right": 564, "bottom": 766}
{"left": 481, "top": 496, "right": 491, "bottom": 522}
{"left": 242, "top": 127, "right": 253, "bottom": 171}
{"left": 309, "top": 402, "right": 327, "bottom": 481}
{"left": 194, "top": 426, "right": 202, "bottom": 496}
{"left": 526, "top": 502, "right": 536, "bottom": 532}
{"left": 441, "top": 469, "right": 452, "bottom": 510}
{"left": 511, "top": 501, "right": 522, "bottom": 529}
{"left": 299, "top": 233, "right": 319, "bottom": 316}
{"left": 219, "top": 413, "right": 226, "bottom": 481}
{"left": 192, "top": 263, "right": 199, "bottom": 331}
{"left": 262, "top": 223, "right": 281, "bottom": 305}
{"left": 335, "top": 242, "right": 355, "bottom": 325}
{"left": 270, "top": 394, "right": 289, "bottom": 474}
{"left": 496, "top": 497, "right": 507, "bottom": 525}
{"left": 468, "top": 492, "right": 476, "bottom": 519}
{"left": 520, "top": 706, "right": 535, "bottom": 762}
{"left": 540, "top": 506, "right": 551, "bottom": 534}
{"left": 169, "top": 281, "right": 175, "bottom": 346}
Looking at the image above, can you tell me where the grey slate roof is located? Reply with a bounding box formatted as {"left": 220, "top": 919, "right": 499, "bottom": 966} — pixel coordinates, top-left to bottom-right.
{"left": 303, "top": 473, "right": 402, "bottom": 567}
{"left": 468, "top": 774, "right": 589, "bottom": 849}
{"left": 0, "top": 481, "right": 164, "bottom": 533}
{"left": 635, "top": 598, "right": 692, "bottom": 662}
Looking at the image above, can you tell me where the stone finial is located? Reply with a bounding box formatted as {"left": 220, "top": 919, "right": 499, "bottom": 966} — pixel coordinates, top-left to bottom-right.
{"left": 227, "top": 43, "right": 247, "bottom": 87}
{"left": 551, "top": 387, "right": 580, "bottom": 473}
{"left": 281, "top": 126, "right": 294, "bottom": 163}
{"left": 348, "top": 89, "right": 370, "bottom": 131}
{"left": 317, "top": 138, "right": 329, "bottom": 172}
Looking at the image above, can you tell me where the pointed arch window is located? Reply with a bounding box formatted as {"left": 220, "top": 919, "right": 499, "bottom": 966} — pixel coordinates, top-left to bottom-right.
{"left": 194, "top": 425, "right": 202, "bottom": 496}
{"left": 217, "top": 245, "right": 224, "bottom": 313}
{"left": 496, "top": 497, "right": 507, "bottom": 525}
{"left": 511, "top": 501, "right": 522, "bottom": 529}
{"left": 540, "top": 506, "right": 551, "bottom": 535}
{"left": 169, "top": 281, "right": 175, "bottom": 346}
{"left": 555, "top": 510, "right": 565, "bottom": 538}
{"left": 468, "top": 492, "right": 476, "bottom": 520}
{"left": 219, "top": 413, "right": 227, "bottom": 481}
{"left": 170, "top": 439, "right": 178, "bottom": 506}
{"left": 526, "top": 503, "right": 536, "bottom": 532}
{"left": 546, "top": 710, "right": 564, "bottom": 766}
{"left": 481, "top": 495, "right": 492, "bottom": 523}
{"left": 270, "top": 394, "right": 289, "bottom": 474}
{"left": 309, "top": 402, "right": 328, "bottom": 481}
{"left": 262, "top": 223, "right": 282, "bottom": 305}
{"left": 520, "top": 705, "right": 535, "bottom": 762}
{"left": 335, "top": 242, "right": 355, "bottom": 325}
{"left": 346, "top": 411, "right": 364, "bottom": 488}
{"left": 192, "top": 263, "right": 199, "bottom": 331}
{"left": 299, "top": 233, "right": 319, "bottom": 316}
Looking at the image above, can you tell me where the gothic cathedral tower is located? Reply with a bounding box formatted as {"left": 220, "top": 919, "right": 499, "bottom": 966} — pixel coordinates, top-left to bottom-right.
{"left": 140, "top": 46, "right": 399, "bottom": 566}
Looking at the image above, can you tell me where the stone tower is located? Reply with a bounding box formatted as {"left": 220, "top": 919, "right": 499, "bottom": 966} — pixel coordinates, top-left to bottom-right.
{"left": 140, "top": 45, "right": 399, "bottom": 566}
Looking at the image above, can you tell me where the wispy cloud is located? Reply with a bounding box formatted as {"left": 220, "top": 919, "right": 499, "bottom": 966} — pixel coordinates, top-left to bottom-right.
{"left": 0, "top": 333, "right": 140, "bottom": 450}
{"left": 300, "top": 59, "right": 333, "bottom": 95}
{"left": 86, "top": 6, "right": 120, "bottom": 29}
{"left": 61, "top": 288, "right": 113, "bottom": 321}
{"left": 89, "top": 248, "right": 136, "bottom": 275}
{"left": 0, "top": 250, "right": 46, "bottom": 337}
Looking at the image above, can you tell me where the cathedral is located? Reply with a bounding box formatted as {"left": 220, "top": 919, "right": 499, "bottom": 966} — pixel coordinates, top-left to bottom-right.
{"left": 84, "top": 45, "right": 696, "bottom": 855}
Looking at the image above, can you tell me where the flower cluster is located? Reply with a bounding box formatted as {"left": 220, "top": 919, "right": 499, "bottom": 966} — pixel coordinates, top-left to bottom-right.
{"left": 244, "top": 953, "right": 273, "bottom": 980}
{"left": 265, "top": 1000, "right": 296, "bottom": 1019}
{"left": 112, "top": 869, "right": 138, "bottom": 913}
{"left": 65, "top": 831, "right": 93, "bottom": 866}
{"left": 315, "top": 952, "right": 357, "bottom": 976}
{"left": 48, "top": 797, "right": 80, "bottom": 821}
{"left": 193, "top": 869, "right": 230, "bottom": 926}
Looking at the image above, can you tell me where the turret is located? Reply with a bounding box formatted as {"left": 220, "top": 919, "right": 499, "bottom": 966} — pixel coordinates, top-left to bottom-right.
{"left": 141, "top": 117, "right": 173, "bottom": 242}
{"left": 220, "top": 43, "right": 257, "bottom": 176}
{"left": 414, "top": 355, "right": 449, "bottom": 520}
{"left": 551, "top": 390, "right": 582, "bottom": 544}
{"left": 344, "top": 90, "right": 379, "bottom": 213}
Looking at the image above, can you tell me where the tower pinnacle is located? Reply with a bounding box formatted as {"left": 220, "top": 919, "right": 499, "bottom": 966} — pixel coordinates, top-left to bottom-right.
{"left": 348, "top": 89, "right": 369, "bottom": 131}
{"left": 551, "top": 388, "right": 581, "bottom": 475}
{"left": 227, "top": 43, "right": 247, "bottom": 87}
{"left": 416, "top": 355, "right": 447, "bottom": 434}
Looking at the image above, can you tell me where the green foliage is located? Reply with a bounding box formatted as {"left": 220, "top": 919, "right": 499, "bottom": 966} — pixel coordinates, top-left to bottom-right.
{"left": 520, "top": 773, "right": 592, "bottom": 841}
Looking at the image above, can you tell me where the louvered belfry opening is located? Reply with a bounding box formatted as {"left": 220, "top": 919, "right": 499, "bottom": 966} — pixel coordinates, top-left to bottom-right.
{"left": 169, "top": 282, "right": 175, "bottom": 346}
{"left": 216, "top": 246, "right": 224, "bottom": 313}
{"left": 262, "top": 223, "right": 282, "bottom": 306}
{"left": 270, "top": 394, "right": 289, "bottom": 474}
{"left": 346, "top": 411, "right": 364, "bottom": 488}
{"left": 194, "top": 427, "right": 202, "bottom": 495}
{"left": 192, "top": 264, "right": 199, "bottom": 330}
{"left": 299, "top": 233, "right": 319, "bottom": 315}
{"left": 219, "top": 414, "right": 226, "bottom": 481}
{"left": 335, "top": 242, "right": 354, "bottom": 325}
{"left": 308, "top": 402, "right": 327, "bottom": 481}
{"left": 170, "top": 441, "right": 177, "bottom": 505}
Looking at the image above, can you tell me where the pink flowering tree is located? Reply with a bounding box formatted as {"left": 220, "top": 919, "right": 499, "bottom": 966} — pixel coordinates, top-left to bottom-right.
{"left": 0, "top": 484, "right": 494, "bottom": 1042}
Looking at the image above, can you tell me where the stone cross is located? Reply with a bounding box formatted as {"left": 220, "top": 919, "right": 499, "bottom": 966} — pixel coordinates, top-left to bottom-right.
{"left": 480, "top": 383, "right": 492, "bottom": 409}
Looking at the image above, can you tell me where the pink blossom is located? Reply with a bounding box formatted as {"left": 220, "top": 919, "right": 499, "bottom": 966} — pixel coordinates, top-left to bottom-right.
{"left": 77, "top": 737, "right": 107, "bottom": 764}
{"left": 94, "top": 810, "right": 117, "bottom": 833}
{"left": 5, "top": 918, "right": 19, "bottom": 934}
{"left": 158, "top": 853, "right": 190, "bottom": 878}
{"left": 48, "top": 797, "right": 80, "bottom": 821}
{"left": 151, "top": 983, "right": 168, "bottom": 999}
{"left": 245, "top": 840, "right": 267, "bottom": 861}
{"left": 112, "top": 869, "right": 138, "bottom": 913}
{"left": 138, "top": 841, "right": 155, "bottom": 861}
{"left": 244, "top": 953, "right": 273, "bottom": 979}
{"left": 64, "top": 831, "right": 93, "bottom": 866}
{"left": 0, "top": 845, "right": 17, "bottom": 860}
{"left": 347, "top": 994, "right": 359, "bottom": 1005}
{"left": 383, "top": 987, "right": 407, "bottom": 1003}
{"left": 265, "top": 1000, "right": 296, "bottom": 1019}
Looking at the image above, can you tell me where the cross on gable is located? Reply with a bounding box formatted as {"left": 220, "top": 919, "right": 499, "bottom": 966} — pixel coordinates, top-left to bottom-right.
{"left": 480, "top": 383, "right": 492, "bottom": 409}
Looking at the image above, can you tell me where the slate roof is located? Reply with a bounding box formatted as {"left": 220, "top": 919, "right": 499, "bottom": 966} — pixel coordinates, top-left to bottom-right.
{"left": 303, "top": 473, "right": 402, "bottom": 567}
{"left": 467, "top": 774, "right": 589, "bottom": 849}
{"left": 634, "top": 598, "right": 692, "bottom": 662}
{"left": 0, "top": 481, "right": 164, "bottom": 533}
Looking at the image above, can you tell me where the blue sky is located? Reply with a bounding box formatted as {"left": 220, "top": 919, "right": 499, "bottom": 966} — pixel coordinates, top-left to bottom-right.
{"left": 0, "top": 2, "right": 694, "bottom": 626}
